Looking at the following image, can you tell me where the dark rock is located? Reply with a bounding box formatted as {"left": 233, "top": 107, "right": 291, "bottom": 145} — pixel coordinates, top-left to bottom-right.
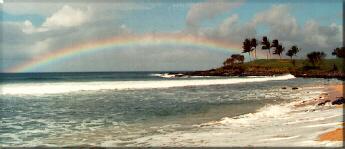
{"left": 282, "top": 87, "right": 287, "bottom": 89}
{"left": 331, "top": 97, "right": 345, "bottom": 105}
{"left": 317, "top": 100, "right": 331, "bottom": 106}
{"left": 292, "top": 87, "right": 298, "bottom": 90}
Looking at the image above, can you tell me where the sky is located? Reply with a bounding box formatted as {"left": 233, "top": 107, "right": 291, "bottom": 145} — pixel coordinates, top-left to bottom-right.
{"left": 0, "top": 0, "right": 343, "bottom": 72}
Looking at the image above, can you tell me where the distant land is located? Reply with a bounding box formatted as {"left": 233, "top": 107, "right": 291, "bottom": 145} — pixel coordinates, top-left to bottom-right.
{"left": 173, "top": 59, "right": 344, "bottom": 79}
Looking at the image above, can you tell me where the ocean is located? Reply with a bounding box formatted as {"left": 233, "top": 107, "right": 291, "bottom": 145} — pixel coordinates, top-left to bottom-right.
{"left": 0, "top": 72, "right": 341, "bottom": 147}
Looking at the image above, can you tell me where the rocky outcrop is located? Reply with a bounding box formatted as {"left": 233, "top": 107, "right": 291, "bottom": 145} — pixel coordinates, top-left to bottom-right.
{"left": 183, "top": 65, "right": 291, "bottom": 77}
{"left": 331, "top": 97, "right": 345, "bottom": 105}
{"left": 171, "top": 59, "right": 344, "bottom": 79}
{"left": 317, "top": 100, "right": 331, "bottom": 106}
{"left": 178, "top": 65, "right": 344, "bottom": 79}
{"left": 291, "top": 71, "right": 345, "bottom": 79}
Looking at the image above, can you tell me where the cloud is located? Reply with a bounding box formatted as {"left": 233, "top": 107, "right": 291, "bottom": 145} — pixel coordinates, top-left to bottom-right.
{"left": 29, "top": 38, "right": 54, "bottom": 55}
{"left": 19, "top": 5, "right": 91, "bottom": 33}
{"left": 218, "top": 14, "right": 239, "bottom": 33}
{"left": 42, "top": 5, "right": 90, "bottom": 29}
{"left": 1, "top": 21, "right": 47, "bottom": 66}
{"left": 1, "top": 2, "right": 135, "bottom": 60}
{"left": 194, "top": 4, "right": 342, "bottom": 58}
{"left": 1, "top": 9, "right": 133, "bottom": 71}
{"left": 250, "top": 4, "right": 342, "bottom": 57}
{"left": 2, "top": 17, "right": 231, "bottom": 72}
{"left": 252, "top": 5, "right": 299, "bottom": 42}
{"left": 2, "top": 2, "right": 230, "bottom": 72}
{"left": 4, "top": 1, "right": 157, "bottom": 34}
{"left": 2, "top": 2, "right": 63, "bottom": 16}
{"left": 210, "top": 14, "right": 256, "bottom": 43}
{"left": 186, "top": 0, "right": 244, "bottom": 28}
{"left": 2, "top": 1, "right": 152, "bottom": 16}
{"left": 21, "top": 20, "right": 49, "bottom": 33}
{"left": 303, "top": 21, "right": 342, "bottom": 48}
{"left": 1, "top": 2, "right": 342, "bottom": 72}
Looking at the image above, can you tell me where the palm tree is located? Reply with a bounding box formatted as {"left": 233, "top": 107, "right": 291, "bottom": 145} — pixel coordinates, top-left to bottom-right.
{"left": 286, "top": 45, "right": 300, "bottom": 66}
{"left": 261, "top": 36, "right": 271, "bottom": 59}
{"left": 286, "top": 45, "right": 300, "bottom": 60}
{"left": 307, "top": 51, "right": 326, "bottom": 67}
{"left": 250, "top": 38, "right": 258, "bottom": 59}
{"left": 271, "top": 39, "right": 283, "bottom": 59}
{"left": 273, "top": 44, "right": 285, "bottom": 59}
{"left": 271, "top": 39, "right": 279, "bottom": 49}
{"left": 286, "top": 50, "right": 294, "bottom": 60}
{"left": 332, "top": 47, "right": 345, "bottom": 58}
{"left": 242, "top": 38, "right": 252, "bottom": 61}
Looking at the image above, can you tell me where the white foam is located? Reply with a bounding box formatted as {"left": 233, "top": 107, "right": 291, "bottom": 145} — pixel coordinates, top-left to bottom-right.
{"left": 260, "top": 135, "right": 300, "bottom": 141}
{"left": 132, "top": 96, "right": 343, "bottom": 147}
{"left": 1, "top": 74, "right": 295, "bottom": 95}
{"left": 302, "top": 122, "right": 341, "bottom": 128}
{"left": 159, "top": 73, "right": 177, "bottom": 78}
{"left": 148, "top": 73, "right": 162, "bottom": 77}
{"left": 157, "top": 73, "right": 186, "bottom": 78}
{"left": 207, "top": 104, "right": 292, "bottom": 127}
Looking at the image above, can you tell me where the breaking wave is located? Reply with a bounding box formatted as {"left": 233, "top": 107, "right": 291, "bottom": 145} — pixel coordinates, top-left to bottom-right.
{"left": 1, "top": 74, "right": 295, "bottom": 95}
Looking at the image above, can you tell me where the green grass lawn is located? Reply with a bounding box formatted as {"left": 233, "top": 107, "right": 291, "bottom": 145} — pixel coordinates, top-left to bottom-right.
{"left": 243, "top": 58, "right": 344, "bottom": 72}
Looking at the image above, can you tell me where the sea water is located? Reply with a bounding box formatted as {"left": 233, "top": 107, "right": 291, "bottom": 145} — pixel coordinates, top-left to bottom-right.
{"left": 0, "top": 72, "right": 340, "bottom": 146}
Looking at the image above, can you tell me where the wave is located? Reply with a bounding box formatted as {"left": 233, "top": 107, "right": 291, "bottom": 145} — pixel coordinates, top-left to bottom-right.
{"left": 149, "top": 73, "right": 163, "bottom": 77}
{"left": 211, "top": 104, "right": 293, "bottom": 127}
{"left": 0, "top": 74, "right": 295, "bottom": 95}
{"left": 149, "top": 73, "right": 185, "bottom": 78}
{"left": 133, "top": 88, "right": 343, "bottom": 147}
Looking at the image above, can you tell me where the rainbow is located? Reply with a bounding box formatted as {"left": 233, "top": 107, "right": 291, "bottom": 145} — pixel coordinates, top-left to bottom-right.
{"left": 7, "top": 33, "right": 243, "bottom": 72}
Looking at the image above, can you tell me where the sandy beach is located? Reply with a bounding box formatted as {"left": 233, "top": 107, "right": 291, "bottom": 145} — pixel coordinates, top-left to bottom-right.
{"left": 133, "top": 83, "right": 344, "bottom": 147}
{"left": 319, "top": 128, "right": 343, "bottom": 141}
{"left": 315, "top": 84, "right": 344, "bottom": 142}
{"left": 294, "top": 84, "right": 343, "bottom": 143}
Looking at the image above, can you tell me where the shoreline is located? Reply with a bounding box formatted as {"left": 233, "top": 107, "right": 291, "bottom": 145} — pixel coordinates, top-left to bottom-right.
{"left": 316, "top": 85, "right": 344, "bottom": 142}
{"left": 1, "top": 76, "right": 343, "bottom": 147}
{"left": 167, "top": 59, "right": 344, "bottom": 79}
{"left": 293, "top": 84, "right": 344, "bottom": 142}
{"left": 133, "top": 82, "right": 344, "bottom": 147}
{"left": 169, "top": 71, "right": 345, "bottom": 80}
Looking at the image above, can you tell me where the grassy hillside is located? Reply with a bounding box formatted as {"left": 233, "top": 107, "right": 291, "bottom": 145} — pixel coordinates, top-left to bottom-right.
{"left": 186, "top": 58, "right": 344, "bottom": 78}
{"left": 243, "top": 59, "right": 343, "bottom": 72}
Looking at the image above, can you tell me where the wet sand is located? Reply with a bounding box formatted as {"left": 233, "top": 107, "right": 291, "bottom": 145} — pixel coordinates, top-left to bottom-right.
{"left": 133, "top": 83, "right": 344, "bottom": 147}
{"left": 300, "top": 84, "right": 344, "bottom": 142}
{"left": 316, "top": 84, "right": 344, "bottom": 142}
{"left": 294, "top": 84, "right": 343, "bottom": 107}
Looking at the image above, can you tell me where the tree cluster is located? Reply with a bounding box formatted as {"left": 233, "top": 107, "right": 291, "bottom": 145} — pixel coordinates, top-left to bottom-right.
{"left": 306, "top": 51, "right": 327, "bottom": 67}
{"left": 223, "top": 54, "right": 244, "bottom": 66}
{"left": 332, "top": 47, "right": 345, "bottom": 58}
{"left": 242, "top": 36, "right": 299, "bottom": 61}
{"left": 223, "top": 36, "right": 341, "bottom": 68}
